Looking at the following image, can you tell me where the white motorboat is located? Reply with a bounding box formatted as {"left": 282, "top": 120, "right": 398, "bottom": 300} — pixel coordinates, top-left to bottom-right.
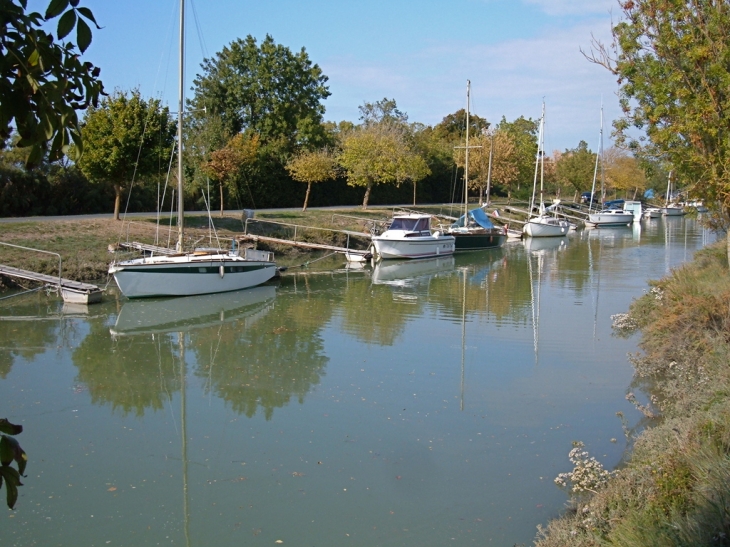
{"left": 522, "top": 103, "right": 571, "bottom": 238}
{"left": 108, "top": 0, "right": 277, "bottom": 298}
{"left": 372, "top": 213, "right": 455, "bottom": 259}
{"left": 643, "top": 207, "right": 661, "bottom": 219}
{"left": 587, "top": 208, "right": 634, "bottom": 227}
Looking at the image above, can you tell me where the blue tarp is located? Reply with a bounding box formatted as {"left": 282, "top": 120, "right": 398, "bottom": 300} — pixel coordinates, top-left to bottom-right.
{"left": 644, "top": 189, "right": 655, "bottom": 199}
{"left": 451, "top": 208, "right": 496, "bottom": 229}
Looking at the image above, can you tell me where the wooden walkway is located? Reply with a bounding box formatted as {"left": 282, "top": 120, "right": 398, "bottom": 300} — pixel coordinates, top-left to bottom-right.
{"left": 238, "top": 234, "right": 372, "bottom": 258}
{"left": 0, "top": 264, "right": 102, "bottom": 304}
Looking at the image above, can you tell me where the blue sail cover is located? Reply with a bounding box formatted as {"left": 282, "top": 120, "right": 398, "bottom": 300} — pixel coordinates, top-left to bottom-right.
{"left": 451, "top": 208, "right": 496, "bottom": 229}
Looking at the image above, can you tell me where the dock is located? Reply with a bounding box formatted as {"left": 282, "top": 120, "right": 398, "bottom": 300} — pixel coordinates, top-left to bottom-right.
{"left": 238, "top": 233, "right": 372, "bottom": 259}
{"left": 0, "top": 264, "right": 102, "bottom": 304}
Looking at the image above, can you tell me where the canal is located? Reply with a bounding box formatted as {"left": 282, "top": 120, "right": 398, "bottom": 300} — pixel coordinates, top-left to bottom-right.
{"left": 0, "top": 216, "right": 715, "bottom": 546}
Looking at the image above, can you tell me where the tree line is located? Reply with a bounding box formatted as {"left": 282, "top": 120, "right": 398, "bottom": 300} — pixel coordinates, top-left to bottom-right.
{"left": 1, "top": 37, "right": 666, "bottom": 218}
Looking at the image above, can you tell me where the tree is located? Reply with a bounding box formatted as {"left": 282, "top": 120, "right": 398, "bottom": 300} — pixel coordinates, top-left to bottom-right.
{"left": 286, "top": 148, "right": 338, "bottom": 211}
{"left": 432, "top": 108, "right": 489, "bottom": 144}
{"left": 496, "top": 116, "right": 539, "bottom": 196}
{"left": 555, "top": 140, "right": 596, "bottom": 199}
{"left": 77, "top": 90, "right": 176, "bottom": 220}
{"left": 204, "top": 132, "right": 259, "bottom": 216}
{"left": 0, "top": 0, "right": 104, "bottom": 165}
{"left": 604, "top": 147, "right": 647, "bottom": 199}
{"left": 189, "top": 34, "right": 330, "bottom": 151}
{"left": 584, "top": 1, "right": 730, "bottom": 257}
{"left": 338, "top": 122, "right": 430, "bottom": 209}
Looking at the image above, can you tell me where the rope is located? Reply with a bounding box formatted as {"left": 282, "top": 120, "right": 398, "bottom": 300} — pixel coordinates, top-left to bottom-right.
{"left": 0, "top": 285, "right": 47, "bottom": 301}
{"left": 288, "top": 251, "right": 339, "bottom": 269}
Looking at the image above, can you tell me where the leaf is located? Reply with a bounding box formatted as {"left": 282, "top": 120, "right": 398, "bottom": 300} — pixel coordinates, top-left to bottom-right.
{"left": 45, "top": 0, "right": 69, "bottom": 19}
{"left": 0, "top": 437, "right": 12, "bottom": 466}
{"left": 0, "top": 420, "right": 22, "bottom": 436}
{"left": 0, "top": 436, "right": 27, "bottom": 476}
{"left": 76, "top": 7, "right": 100, "bottom": 29}
{"left": 0, "top": 466, "right": 22, "bottom": 509}
{"left": 57, "top": 9, "right": 76, "bottom": 41}
{"left": 76, "top": 18, "right": 91, "bottom": 53}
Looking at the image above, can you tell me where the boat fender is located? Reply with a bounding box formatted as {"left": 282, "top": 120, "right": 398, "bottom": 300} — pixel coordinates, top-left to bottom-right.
{"left": 433, "top": 231, "right": 440, "bottom": 237}
{"left": 277, "top": 266, "right": 288, "bottom": 273}
{"left": 219, "top": 265, "right": 225, "bottom": 278}
{"left": 503, "top": 224, "right": 508, "bottom": 235}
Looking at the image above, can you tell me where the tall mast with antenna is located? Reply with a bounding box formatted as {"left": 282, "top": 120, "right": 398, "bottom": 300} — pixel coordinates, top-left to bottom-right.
{"left": 176, "top": 0, "right": 185, "bottom": 252}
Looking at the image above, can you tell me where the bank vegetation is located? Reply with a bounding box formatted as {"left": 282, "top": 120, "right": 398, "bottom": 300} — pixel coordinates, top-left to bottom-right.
{"left": 535, "top": 241, "right": 730, "bottom": 546}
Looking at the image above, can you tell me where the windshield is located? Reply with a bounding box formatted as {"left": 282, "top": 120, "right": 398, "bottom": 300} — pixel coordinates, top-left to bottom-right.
{"left": 389, "top": 217, "right": 429, "bottom": 231}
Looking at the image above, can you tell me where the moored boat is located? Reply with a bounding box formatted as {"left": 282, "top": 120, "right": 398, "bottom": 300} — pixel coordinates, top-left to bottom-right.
{"left": 587, "top": 208, "right": 634, "bottom": 227}
{"left": 372, "top": 213, "right": 455, "bottom": 259}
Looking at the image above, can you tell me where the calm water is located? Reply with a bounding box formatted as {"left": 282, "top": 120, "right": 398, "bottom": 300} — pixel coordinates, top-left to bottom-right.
{"left": 0, "top": 216, "right": 715, "bottom": 546}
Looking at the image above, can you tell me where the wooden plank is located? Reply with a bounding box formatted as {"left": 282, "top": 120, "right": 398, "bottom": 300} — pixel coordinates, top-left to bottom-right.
{"left": 0, "top": 264, "right": 102, "bottom": 303}
{"left": 238, "top": 234, "right": 371, "bottom": 256}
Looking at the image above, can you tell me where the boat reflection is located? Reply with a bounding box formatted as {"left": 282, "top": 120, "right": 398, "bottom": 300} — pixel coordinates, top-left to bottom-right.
{"left": 372, "top": 256, "right": 455, "bottom": 286}
{"left": 522, "top": 235, "right": 568, "bottom": 254}
{"left": 110, "top": 286, "right": 276, "bottom": 336}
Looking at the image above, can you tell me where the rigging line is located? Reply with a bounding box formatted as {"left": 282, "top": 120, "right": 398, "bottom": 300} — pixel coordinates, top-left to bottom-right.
{"left": 189, "top": 0, "right": 210, "bottom": 60}
{"left": 200, "top": 190, "right": 222, "bottom": 249}
{"left": 157, "top": 143, "right": 178, "bottom": 246}
{"left": 151, "top": 0, "right": 180, "bottom": 105}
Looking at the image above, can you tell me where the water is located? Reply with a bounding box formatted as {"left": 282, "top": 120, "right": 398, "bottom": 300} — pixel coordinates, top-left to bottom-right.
{"left": 0, "top": 217, "right": 715, "bottom": 546}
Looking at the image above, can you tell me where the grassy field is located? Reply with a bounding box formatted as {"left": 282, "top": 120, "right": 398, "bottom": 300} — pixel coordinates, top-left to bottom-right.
{"left": 0, "top": 204, "right": 478, "bottom": 285}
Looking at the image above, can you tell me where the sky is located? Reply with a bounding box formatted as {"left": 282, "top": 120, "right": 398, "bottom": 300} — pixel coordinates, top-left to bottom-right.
{"left": 43, "top": 0, "right": 624, "bottom": 153}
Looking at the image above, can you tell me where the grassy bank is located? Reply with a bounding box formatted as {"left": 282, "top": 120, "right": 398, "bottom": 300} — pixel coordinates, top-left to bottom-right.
{"left": 535, "top": 241, "right": 730, "bottom": 546}
{"left": 0, "top": 206, "right": 466, "bottom": 285}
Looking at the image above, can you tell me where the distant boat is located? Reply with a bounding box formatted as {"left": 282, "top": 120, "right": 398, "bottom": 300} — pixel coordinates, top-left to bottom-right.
{"left": 108, "top": 0, "right": 276, "bottom": 298}
{"left": 371, "top": 213, "right": 455, "bottom": 259}
{"left": 660, "top": 171, "right": 685, "bottom": 216}
{"left": 523, "top": 102, "right": 571, "bottom": 238}
{"left": 444, "top": 80, "right": 506, "bottom": 251}
{"left": 643, "top": 207, "right": 661, "bottom": 219}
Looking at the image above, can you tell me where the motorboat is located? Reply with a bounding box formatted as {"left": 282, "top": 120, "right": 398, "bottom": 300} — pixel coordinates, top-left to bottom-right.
{"left": 371, "top": 213, "right": 455, "bottom": 259}
{"left": 587, "top": 208, "right": 634, "bottom": 227}
{"left": 643, "top": 207, "right": 661, "bottom": 219}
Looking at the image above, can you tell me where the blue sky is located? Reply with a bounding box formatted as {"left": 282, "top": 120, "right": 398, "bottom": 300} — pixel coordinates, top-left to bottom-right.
{"left": 44, "top": 0, "right": 622, "bottom": 152}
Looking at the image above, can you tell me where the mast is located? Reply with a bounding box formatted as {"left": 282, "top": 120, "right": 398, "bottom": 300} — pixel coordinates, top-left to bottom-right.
{"left": 530, "top": 102, "right": 545, "bottom": 217}
{"left": 589, "top": 103, "right": 603, "bottom": 211}
{"left": 665, "top": 170, "right": 673, "bottom": 207}
{"left": 176, "top": 0, "right": 185, "bottom": 252}
{"left": 485, "top": 133, "right": 494, "bottom": 206}
{"left": 464, "top": 80, "right": 470, "bottom": 220}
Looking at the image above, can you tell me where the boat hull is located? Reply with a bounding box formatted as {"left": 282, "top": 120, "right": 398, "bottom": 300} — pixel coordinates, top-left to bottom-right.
{"left": 109, "top": 254, "right": 277, "bottom": 298}
{"left": 661, "top": 206, "right": 685, "bottom": 216}
{"left": 523, "top": 217, "right": 571, "bottom": 237}
{"left": 450, "top": 230, "right": 506, "bottom": 251}
{"left": 372, "top": 235, "right": 455, "bottom": 259}
{"left": 587, "top": 211, "right": 634, "bottom": 226}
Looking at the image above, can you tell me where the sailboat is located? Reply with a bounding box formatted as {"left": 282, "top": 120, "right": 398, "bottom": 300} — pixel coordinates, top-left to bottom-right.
{"left": 660, "top": 171, "right": 685, "bottom": 216}
{"left": 108, "top": 0, "right": 277, "bottom": 298}
{"left": 444, "top": 80, "right": 506, "bottom": 251}
{"left": 522, "top": 103, "right": 571, "bottom": 238}
{"left": 586, "top": 105, "right": 633, "bottom": 227}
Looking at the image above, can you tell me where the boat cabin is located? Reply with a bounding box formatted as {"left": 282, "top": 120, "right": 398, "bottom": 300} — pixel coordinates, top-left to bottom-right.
{"left": 387, "top": 215, "right": 432, "bottom": 237}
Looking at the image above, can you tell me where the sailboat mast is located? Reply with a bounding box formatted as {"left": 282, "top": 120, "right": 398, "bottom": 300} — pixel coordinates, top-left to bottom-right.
{"left": 176, "top": 0, "right": 185, "bottom": 252}
{"left": 589, "top": 104, "right": 603, "bottom": 211}
{"left": 530, "top": 102, "right": 545, "bottom": 216}
{"left": 464, "top": 80, "right": 470, "bottom": 219}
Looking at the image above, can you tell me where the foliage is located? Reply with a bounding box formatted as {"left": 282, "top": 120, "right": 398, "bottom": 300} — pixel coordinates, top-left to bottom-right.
{"left": 554, "top": 441, "right": 613, "bottom": 495}
{"left": 204, "top": 132, "right": 260, "bottom": 215}
{"left": 0, "top": 0, "right": 104, "bottom": 165}
{"left": 189, "top": 34, "right": 330, "bottom": 152}
{"left": 77, "top": 90, "right": 176, "bottom": 219}
{"left": 555, "top": 140, "right": 596, "bottom": 197}
{"left": 338, "top": 119, "right": 430, "bottom": 209}
{"left": 604, "top": 147, "right": 647, "bottom": 199}
{"left": 286, "top": 147, "right": 338, "bottom": 211}
{"left": 496, "top": 115, "right": 539, "bottom": 194}
{"left": 432, "top": 108, "right": 489, "bottom": 143}
{"left": 459, "top": 130, "right": 519, "bottom": 202}
{"left": 586, "top": 0, "right": 730, "bottom": 213}
{"left": 0, "top": 418, "right": 27, "bottom": 509}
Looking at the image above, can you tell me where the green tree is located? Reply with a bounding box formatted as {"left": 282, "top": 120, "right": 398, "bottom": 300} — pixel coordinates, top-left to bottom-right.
{"left": 77, "top": 90, "right": 176, "bottom": 220}
{"left": 604, "top": 147, "right": 647, "bottom": 199}
{"left": 189, "top": 34, "right": 330, "bottom": 150}
{"left": 286, "top": 147, "right": 338, "bottom": 211}
{"left": 555, "top": 140, "right": 596, "bottom": 200}
{"left": 584, "top": 0, "right": 730, "bottom": 253}
{"left": 497, "top": 116, "right": 539, "bottom": 197}
{"left": 0, "top": 0, "right": 104, "bottom": 165}
{"left": 339, "top": 121, "right": 430, "bottom": 209}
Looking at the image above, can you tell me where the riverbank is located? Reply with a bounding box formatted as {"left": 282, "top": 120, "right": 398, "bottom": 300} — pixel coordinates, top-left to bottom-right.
{"left": 535, "top": 240, "right": 730, "bottom": 546}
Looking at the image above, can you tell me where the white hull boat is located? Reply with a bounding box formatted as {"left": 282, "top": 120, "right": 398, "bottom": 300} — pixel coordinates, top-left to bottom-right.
{"left": 523, "top": 216, "right": 571, "bottom": 237}
{"left": 587, "top": 209, "right": 634, "bottom": 227}
{"left": 109, "top": 0, "right": 277, "bottom": 299}
{"left": 661, "top": 205, "right": 685, "bottom": 216}
{"left": 643, "top": 207, "right": 661, "bottom": 219}
{"left": 110, "top": 249, "right": 277, "bottom": 299}
{"left": 372, "top": 214, "right": 455, "bottom": 259}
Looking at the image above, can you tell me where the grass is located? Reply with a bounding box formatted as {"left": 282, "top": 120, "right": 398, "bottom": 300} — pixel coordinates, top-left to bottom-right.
{"left": 535, "top": 241, "right": 730, "bottom": 547}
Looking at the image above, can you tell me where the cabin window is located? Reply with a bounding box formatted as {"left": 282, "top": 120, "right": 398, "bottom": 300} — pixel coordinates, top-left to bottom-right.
{"left": 414, "top": 218, "right": 429, "bottom": 232}
{"left": 390, "top": 218, "right": 418, "bottom": 231}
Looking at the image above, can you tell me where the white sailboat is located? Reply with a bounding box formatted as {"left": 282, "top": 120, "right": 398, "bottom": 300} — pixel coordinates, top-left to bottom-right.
{"left": 523, "top": 103, "right": 571, "bottom": 238}
{"left": 586, "top": 105, "right": 633, "bottom": 227}
{"left": 660, "top": 171, "right": 685, "bottom": 216}
{"left": 109, "top": 0, "right": 277, "bottom": 298}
